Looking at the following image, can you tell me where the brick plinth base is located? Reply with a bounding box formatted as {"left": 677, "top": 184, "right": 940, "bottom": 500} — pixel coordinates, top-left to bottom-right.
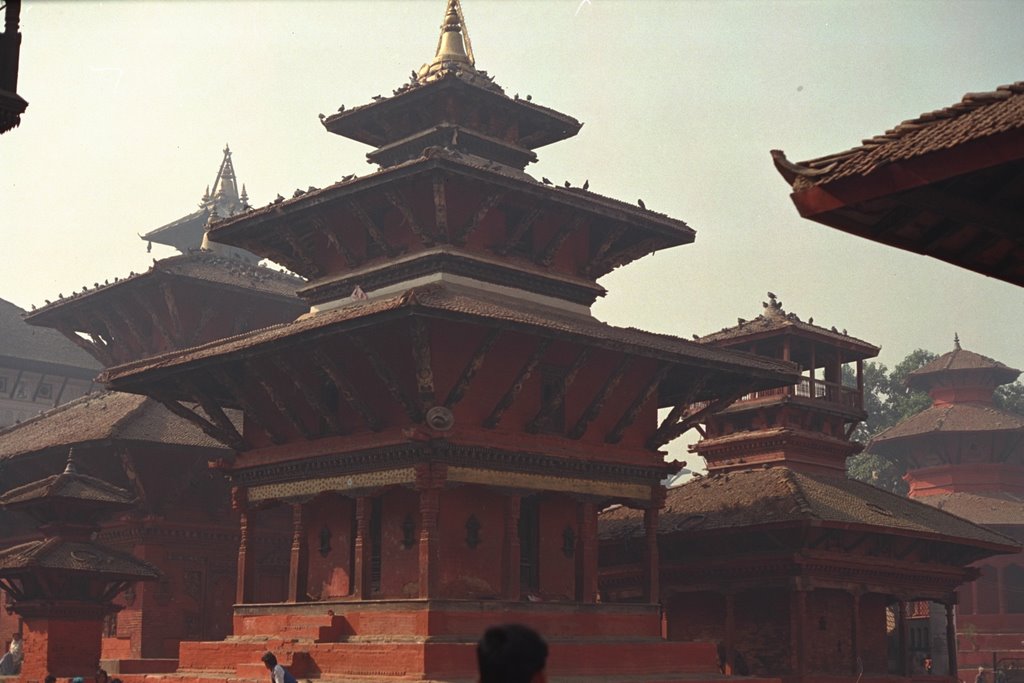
{"left": 20, "top": 611, "right": 104, "bottom": 680}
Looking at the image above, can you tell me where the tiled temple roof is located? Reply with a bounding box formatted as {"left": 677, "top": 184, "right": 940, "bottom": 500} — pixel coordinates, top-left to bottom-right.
{"left": 0, "top": 298, "right": 99, "bottom": 371}
{"left": 921, "top": 492, "right": 1024, "bottom": 527}
{"left": 599, "top": 466, "right": 1018, "bottom": 550}
{"left": 773, "top": 82, "right": 1024, "bottom": 191}
{"left": 906, "top": 345, "right": 1020, "bottom": 390}
{"left": 0, "top": 453, "right": 135, "bottom": 507}
{"left": 0, "top": 391, "right": 233, "bottom": 461}
{"left": 870, "top": 403, "right": 1024, "bottom": 445}
{"left": 0, "top": 537, "right": 160, "bottom": 578}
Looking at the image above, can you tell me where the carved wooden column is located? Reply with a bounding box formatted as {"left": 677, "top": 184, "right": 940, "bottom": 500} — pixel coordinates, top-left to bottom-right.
{"left": 724, "top": 591, "right": 736, "bottom": 675}
{"left": 233, "top": 487, "right": 254, "bottom": 604}
{"left": 998, "top": 565, "right": 1007, "bottom": 614}
{"left": 287, "top": 502, "right": 308, "bottom": 603}
{"left": 898, "top": 600, "right": 910, "bottom": 676}
{"left": 851, "top": 591, "right": 862, "bottom": 674}
{"left": 643, "top": 507, "right": 659, "bottom": 603}
{"left": 504, "top": 494, "right": 521, "bottom": 601}
{"left": 790, "top": 587, "right": 808, "bottom": 677}
{"left": 945, "top": 598, "right": 959, "bottom": 679}
{"left": 418, "top": 487, "right": 440, "bottom": 599}
{"left": 578, "top": 501, "right": 598, "bottom": 603}
{"left": 353, "top": 496, "right": 372, "bottom": 599}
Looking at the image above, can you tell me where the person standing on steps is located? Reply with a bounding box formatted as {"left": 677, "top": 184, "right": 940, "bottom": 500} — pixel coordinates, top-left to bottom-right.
{"left": 261, "top": 652, "right": 298, "bottom": 683}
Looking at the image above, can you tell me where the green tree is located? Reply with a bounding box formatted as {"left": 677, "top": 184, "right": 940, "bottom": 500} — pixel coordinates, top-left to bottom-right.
{"left": 846, "top": 349, "right": 1024, "bottom": 493}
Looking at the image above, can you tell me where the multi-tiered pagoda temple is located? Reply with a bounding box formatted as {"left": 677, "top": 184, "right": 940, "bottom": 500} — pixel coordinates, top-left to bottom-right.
{"left": 100, "top": 2, "right": 802, "bottom": 680}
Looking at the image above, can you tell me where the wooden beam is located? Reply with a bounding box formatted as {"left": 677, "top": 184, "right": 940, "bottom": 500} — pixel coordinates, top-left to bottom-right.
{"left": 590, "top": 237, "right": 665, "bottom": 278}
{"left": 55, "top": 323, "right": 111, "bottom": 365}
{"left": 131, "top": 290, "right": 178, "bottom": 350}
{"left": 210, "top": 367, "right": 286, "bottom": 445}
{"left": 569, "top": 355, "right": 632, "bottom": 439}
{"left": 272, "top": 356, "right": 346, "bottom": 436}
{"left": 386, "top": 189, "right": 433, "bottom": 247}
{"left": 456, "top": 191, "right": 504, "bottom": 245}
{"left": 484, "top": 338, "right": 552, "bottom": 428}
{"left": 867, "top": 204, "right": 919, "bottom": 238}
{"left": 526, "top": 347, "right": 591, "bottom": 433}
{"left": 444, "top": 328, "right": 501, "bottom": 408}
{"left": 7, "top": 368, "right": 22, "bottom": 400}
{"left": 902, "top": 186, "right": 1023, "bottom": 245}
{"left": 648, "top": 385, "right": 752, "bottom": 450}
{"left": 584, "top": 224, "right": 627, "bottom": 277}
{"left": 188, "top": 305, "right": 218, "bottom": 346}
{"left": 109, "top": 301, "right": 150, "bottom": 354}
{"left": 94, "top": 310, "right": 143, "bottom": 357}
{"left": 347, "top": 200, "right": 393, "bottom": 257}
{"left": 178, "top": 379, "right": 247, "bottom": 449}
{"left": 282, "top": 231, "right": 322, "bottom": 278}
{"left": 409, "top": 317, "right": 435, "bottom": 410}
{"left": 605, "top": 364, "right": 671, "bottom": 444}
{"left": 310, "top": 348, "right": 382, "bottom": 431}
{"left": 160, "top": 282, "right": 184, "bottom": 342}
{"left": 316, "top": 216, "right": 360, "bottom": 267}
{"left": 154, "top": 393, "right": 245, "bottom": 451}
{"left": 248, "top": 360, "right": 316, "bottom": 440}
{"left": 52, "top": 375, "right": 69, "bottom": 407}
{"left": 648, "top": 373, "right": 712, "bottom": 448}
{"left": 348, "top": 333, "right": 424, "bottom": 423}
{"left": 536, "top": 215, "right": 585, "bottom": 267}
{"left": 432, "top": 174, "right": 449, "bottom": 243}
{"left": 498, "top": 205, "right": 544, "bottom": 255}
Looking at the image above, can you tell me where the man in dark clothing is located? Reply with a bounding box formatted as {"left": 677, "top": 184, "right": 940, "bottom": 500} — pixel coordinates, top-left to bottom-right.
{"left": 477, "top": 624, "right": 548, "bottom": 683}
{"left": 261, "top": 652, "right": 298, "bottom": 683}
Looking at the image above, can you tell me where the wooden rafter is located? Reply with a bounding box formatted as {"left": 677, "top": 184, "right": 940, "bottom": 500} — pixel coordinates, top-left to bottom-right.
{"left": 648, "top": 373, "right": 712, "bottom": 448}
{"left": 386, "top": 189, "right": 433, "bottom": 247}
{"left": 444, "top": 328, "right": 501, "bottom": 408}
{"left": 347, "top": 200, "right": 392, "bottom": 257}
{"left": 348, "top": 333, "right": 424, "bottom": 423}
{"left": 94, "top": 310, "right": 142, "bottom": 357}
{"left": 282, "top": 231, "right": 321, "bottom": 278}
{"left": 189, "top": 305, "right": 218, "bottom": 346}
{"left": 866, "top": 204, "right": 919, "bottom": 238}
{"left": 569, "top": 355, "right": 632, "bottom": 439}
{"left": 498, "top": 205, "right": 544, "bottom": 255}
{"left": 536, "top": 215, "right": 585, "bottom": 267}
{"left": 178, "top": 378, "right": 247, "bottom": 449}
{"left": 160, "top": 282, "right": 183, "bottom": 341}
{"left": 154, "top": 393, "right": 245, "bottom": 451}
{"left": 605, "top": 364, "right": 671, "bottom": 444}
{"left": 109, "top": 301, "right": 150, "bottom": 353}
{"left": 210, "top": 367, "right": 286, "bottom": 445}
{"left": 409, "top": 317, "right": 435, "bottom": 410}
{"left": 56, "top": 323, "right": 112, "bottom": 365}
{"left": 316, "top": 216, "right": 360, "bottom": 267}
{"left": 484, "top": 338, "right": 552, "bottom": 428}
{"left": 527, "top": 347, "right": 591, "bottom": 433}
{"left": 903, "top": 186, "right": 1022, "bottom": 244}
{"left": 131, "top": 290, "right": 179, "bottom": 349}
{"left": 584, "top": 224, "right": 627, "bottom": 276}
{"left": 455, "top": 191, "right": 504, "bottom": 245}
{"left": 591, "top": 237, "right": 665, "bottom": 277}
{"left": 432, "top": 175, "right": 449, "bottom": 243}
{"left": 248, "top": 360, "right": 315, "bottom": 440}
{"left": 310, "top": 348, "right": 382, "bottom": 431}
{"left": 271, "top": 356, "right": 346, "bottom": 435}
{"left": 648, "top": 384, "right": 753, "bottom": 450}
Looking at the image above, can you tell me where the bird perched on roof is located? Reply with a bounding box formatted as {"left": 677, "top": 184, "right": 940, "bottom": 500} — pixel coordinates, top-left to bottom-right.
{"left": 564, "top": 180, "right": 571, "bottom": 188}
{"left": 337, "top": 104, "right": 345, "bottom": 112}
{"left": 342, "top": 174, "right": 356, "bottom": 182}
{"left": 542, "top": 177, "right": 552, "bottom": 185}
{"left": 318, "top": 113, "right": 326, "bottom": 121}
{"left": 582, "top": 179, "right": 589, "bottom": 190}
{"left": 637, "top": 199, "right": 646, "bottom": 209}
{"left": 293, "top": 189, "right": 305, "bottom": 198}
{"left": 372, "top": 94, "right": 383, "bottom": 101}
{"left": 526, "top": 94, "right": 532, "bottom": 101}
{"left": 44, "top": 299, "right": 50, "bottom": 305}
{"left": 273, "top": 194, "right": 285, "bottom": 204}
{"left": 831, "top": 326, "right": 838, "bottom": 333}
{"left": 807, "top": 317, "right": 813, "bottom": 324}
{"left": 767, "top": 291, "right": 777, "bottom": 299}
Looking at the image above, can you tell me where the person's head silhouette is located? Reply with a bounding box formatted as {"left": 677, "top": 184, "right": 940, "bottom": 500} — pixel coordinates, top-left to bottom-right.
{"left": 477, "top": 624, "right": 548, "bottom": 683}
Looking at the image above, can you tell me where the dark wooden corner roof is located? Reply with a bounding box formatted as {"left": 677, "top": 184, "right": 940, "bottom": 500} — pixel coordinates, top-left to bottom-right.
{"left": 906, "top": 345, "right": 1020, "bottom": 390}
{"left": 0, "top": 459, "right": 135, "bottom": 508}
{"left": 600, "top": 466, "right": 1020, "bottom": 553}
{"left": 0, "top": 391, "right": 233, "bottom": 461}
{"left": 0, "top": 538, "right": 160, "bottom": 579}
{"left": 101, "top": 283, "right": 798, "bottom": 404}
{"left": 0, "top": 298, "right": 100, "bottom": 373}
{"left": 771, "top": 81, "right": 1024, "bottom": 287}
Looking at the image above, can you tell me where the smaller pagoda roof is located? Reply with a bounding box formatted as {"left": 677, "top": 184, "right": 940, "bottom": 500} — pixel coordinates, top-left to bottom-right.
{"left": 921, "top": 492, "right": 1024, "bottom": 527}
{"left": 26, "top": 250, "right": 303, "bottom": 325}
{"left": 696, "top": 293, "right": 878, "bottom": 357}
{"left": 906, "top": 341, "right": 1020, "bottom": 390}
{"left": 100, "top": 283, "right": 797, "bottom": 402}
{"left": 599, "top": 466, "right": 1019, "bottom": 552}
{"left": 0, "top": 450, "right": 135, "bottom": 508}
{"left": 0, "top": 298, "right": 100, "bottom": 374}
{"left": 0, "top": 391, "right": 234, "bottom": 462}
{"left": 869, "top": 402, "right": 1024, "bottom": 447}
{"left": 0, "top": 537, "right": 160, "bottom": 580}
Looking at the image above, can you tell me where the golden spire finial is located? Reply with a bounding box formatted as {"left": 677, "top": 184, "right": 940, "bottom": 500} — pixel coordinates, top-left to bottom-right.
{"left": 418, "top": 0, "right": 476, "bottom": 82}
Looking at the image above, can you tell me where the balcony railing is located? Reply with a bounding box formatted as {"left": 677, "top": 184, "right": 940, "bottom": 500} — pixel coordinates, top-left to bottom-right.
{"left": 734, "top": 378, "right": 862, "bottom": 410}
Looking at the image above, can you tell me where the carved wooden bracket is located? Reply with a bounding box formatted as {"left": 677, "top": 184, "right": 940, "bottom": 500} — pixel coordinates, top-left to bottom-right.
{"left": 349, "top": 333, "right": 424, "bottom": 423}
{"left": 605, "top": 364, "right": 671, "bottom": 444}
{"left": 310, "top": 348, "right": 382, "bottom": 432}
{"left": 445, "top": 328, "right": 501, "bottom": 409}
{"left": 569, "top": 355, "right": 632, "bottom": 440}
{"left": 484, "top": 338, "right": 552, "bottom": 428}
{"left": 456, "top": 191, "right": 504, "bottom": 245}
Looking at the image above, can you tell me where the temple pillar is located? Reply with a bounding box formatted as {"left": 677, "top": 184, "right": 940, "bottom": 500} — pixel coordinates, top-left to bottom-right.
{"left": 577, "top": 501, "right": 598, "bottom": 603}
{"left": 945, "top": 599, "right": 959, "bottom": 679}
{"left": 418, "top": 487, "right": 440, "bottom": 598}
{"left": 287, "top": 502, "right": 308, "bottom": 603}
{"left": 791, "top": 587, "right": 808, "bottom": 677}
{"left": 233, "top": 488, "right": 254, "bottom": 604}
{"left": 851, "top": 590, "right": 862, "bottom": 674}
{"left": 643, "top": 507, "right": 659, "bottom": 603}
{"left": 504, "top": 494, "right": 521, "bottom": 600}
{"left": 898, "top": 600, "right": 910, "bottom": 676}
{"left": 353, "top": 496, "right": 372, "bottom": 599}
{"left": 724, "top": 591, "right": 736, "bottom": 675}
{"left": 997, "top": 565, "right": 1007, "bottom": 614}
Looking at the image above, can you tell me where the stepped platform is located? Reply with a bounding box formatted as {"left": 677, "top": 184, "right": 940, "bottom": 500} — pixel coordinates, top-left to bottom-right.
{"left": 106, "top": 599, "right": 732, "bottom": 683}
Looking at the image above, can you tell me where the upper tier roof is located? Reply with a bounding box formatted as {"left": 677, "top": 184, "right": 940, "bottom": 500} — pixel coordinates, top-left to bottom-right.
{"left": 0, "top": 537, "right": 160, "bottom": 580}
{"left": 921, "top": 491, "right": 1024, "bottom": 527}
{"left": 599, "top": 466, "right": 1018, "bottom": 552}
{"left": 906, "top": 341, "right": 1020, "bottom": 391}
{"left": 0, "top": 450, "right": 135, "bottom": 508}
{"left": 0, "top": 298, "right": 100, "bottom": 374}
{"left": 869, "top": 402, "right": 1024, "bottom": 446}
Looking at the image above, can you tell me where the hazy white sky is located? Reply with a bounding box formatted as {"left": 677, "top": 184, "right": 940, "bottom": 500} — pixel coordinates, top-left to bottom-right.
{"left": 2, "top": 0, "right": 1023, "bottom": 377}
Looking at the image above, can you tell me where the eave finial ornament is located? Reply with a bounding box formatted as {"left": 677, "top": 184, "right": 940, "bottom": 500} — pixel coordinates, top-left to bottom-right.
{"left": 954, "top": 332, "right": 961, "bottom": 350}
{"left": 64, "top": 446, "right": 79, "bottom": 475}
{"left": 762, "top": 291, "right": 785, "bottom": 318}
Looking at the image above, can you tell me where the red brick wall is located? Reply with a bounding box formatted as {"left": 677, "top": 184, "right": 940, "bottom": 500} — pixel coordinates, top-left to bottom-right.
{"left": 305, "top": 494, "right": 355, "bottom": 599}
{"left": 437, "top": 486, "right": 505, "bottom": 599}
{"left": 735, "top": 590, "right": 790, "bottom": 676}
{"left": 664, "top": 591, "right": 724, "bottom": 643}
{"left": 805, "top": 588, "right": 854, "bottom": 674}
{"left": 538, "top": 495, "right": 578, "bottom": 601}
{"left": 859, "top": 593, "right": 890, "bottom": 674}
{"left": 22, "top": 615, "right": 103, "bottom": 679}
{"left": 379, "top": 488, "right": 420, "bottom": 598}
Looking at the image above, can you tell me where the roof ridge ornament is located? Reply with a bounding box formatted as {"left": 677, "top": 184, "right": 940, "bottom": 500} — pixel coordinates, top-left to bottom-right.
{"left": 954, "top": 332, "right": 961, "bottom": 350}
{"left": 417, "top": 0, "right": 478, "bottom": 84}
{"left": 64, "top": 446, "right": 78, "bottom": 475}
